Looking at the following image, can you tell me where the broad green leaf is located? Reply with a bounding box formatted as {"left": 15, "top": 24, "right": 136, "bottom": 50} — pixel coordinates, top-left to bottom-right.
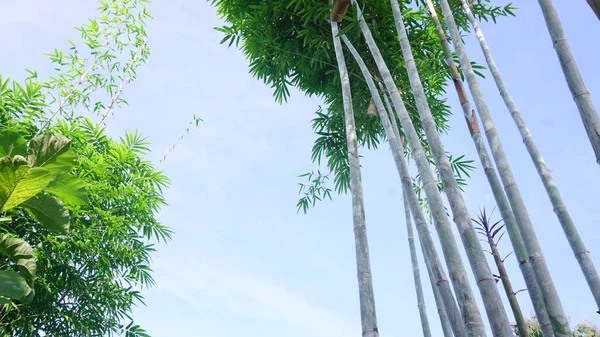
{"left": 0, "top": 270, "right": 31, "bottom": 300}
{"left": 0, "top": 129, "right": 27, "bottom": 157}
{"left": 21, "top": 194, "right": 70, "bottom": 233}
{"left": 19, "top": 288, "right": 35, "bottom": 304}
{"left": 45, "top": 173, "right": 89, "bottom": 206}
{"left": 0, "top": 296, "right": 11, "bottom": 305}
{"left": 0, "top": 235, "right": 36, "bottom": 281}
{"left": 0, "top": 164, "right": 52, "bottom": 211}
{"left": 27, "top": 134, "right": 76, "bottom": 173}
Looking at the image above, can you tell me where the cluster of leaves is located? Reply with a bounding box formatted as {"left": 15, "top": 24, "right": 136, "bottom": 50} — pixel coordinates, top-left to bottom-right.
{"left": 34, "top": 0, "right": 151, "bottom": 130}
{"left": 0, "top": 129, "right": 88, "bottom": 307}
{"left": 516, "top": 315, "right": 600, "bottom": 337}
{"left": 0, "top": 0, "right": 167, "bottom": 335}
{"left": 296, "top": 170, "right": 333, "bottom": 213}
{"left": 210, "top": 0, "right": 512, "bottom": 212}
{"left": 1, "top": 112, "right": 167, "bottom": 337}
{"left": 473, "top": 207, "right": 507, "bottom": 246}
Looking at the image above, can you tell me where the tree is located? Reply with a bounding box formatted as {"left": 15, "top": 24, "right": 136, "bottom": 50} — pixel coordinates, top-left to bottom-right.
{"left": 0, "top": 129, "right": 88, "bottom": 306}
{"left": 387, "top": 1, "right": 513, "bottom": 335}
{"left": 210, "top": 0, "right": 511, "bottom": 209}
{"left": 423, "top": 1, "right": 554, "bottom": 335}
{"left": 0, "top": 0, "right": 167, "bottom": 335}
{"left": 460, "top": 0, "right": 600, "bottom": 315}
{"left": 342, "top": 35, "right": 467, "bottom": 337}
{"left": 436, "top": 0, "right": 571, "bottom": 334}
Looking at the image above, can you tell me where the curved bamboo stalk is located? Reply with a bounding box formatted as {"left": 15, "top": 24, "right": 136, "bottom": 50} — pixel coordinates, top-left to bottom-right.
{"left": 436, "top": 0, "right": 571, "bottom": 335}
{"left": 424, "top": 1, "right": 555, "bottom": 336}
{"left": 461, "top": 0, "right": 600, "bottom": 316}
{"left": 403, "top": 194, "right": 433, "bottom": 337}
{"left": 341, "top": 35, "right": 468, "bottom": 337}
{"left": 538, "top": 0, "right": 600, "bottom": 165}
{"left": 350, "top": 2, "right": 488, "bottom": 335}
{"left": 389, "top": 2, "right": 512, "bottom": 335}
{"left": 330, "top": 21, "right": 379, "bottom": 337}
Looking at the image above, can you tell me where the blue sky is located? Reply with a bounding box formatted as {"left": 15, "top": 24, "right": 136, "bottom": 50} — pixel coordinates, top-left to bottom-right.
{"left": 1, "top": 1, "right": 600, "bottom": 336}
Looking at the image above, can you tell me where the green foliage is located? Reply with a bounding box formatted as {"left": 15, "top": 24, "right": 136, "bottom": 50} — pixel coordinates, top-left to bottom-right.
{"left": 517, "top": 315, "right": 600, "bottom": 337}
{"left": 296, "top": 170, "right": 333, "bottom": 213}
{"left": 211, "top": 0, "right": 510, "bottom": 211}
{"left": 33, "top": 0, "right": 152, "bottom": 130}
{"left": 0, "top": 0, "right": 164, "bottom": 335}
{"left": 0, "top": 129, "right": 87, "bottom": 306}
{"left": 0, "top": 114, "right": 167, "bottom": 336}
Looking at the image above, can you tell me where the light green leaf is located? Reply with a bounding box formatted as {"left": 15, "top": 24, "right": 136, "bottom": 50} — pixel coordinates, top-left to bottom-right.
{"left": 45, "top": 173, "right": 89, "bottom": 206}
{"left": 0, "top": 129, "right": 27, "bottom": 157}
{"left": 21, "top": 194, "right": 70, "bottom": 233}
{"left": 0, "top": 217, "right": 10, "bottom": 224}
{"left": 0, "top": 270, "right": 31, "bottom": 300}
{"left": 0, "top": 235, "right": 36, "bottom": 281}
{"left": 0, "top": 164, "right": 52, "bottom": 211}
{"left": 0, "top": 296, "right": 11, "bottom": 305}
{"left": 27, "top": 134, "right": 76, "bottom": 173}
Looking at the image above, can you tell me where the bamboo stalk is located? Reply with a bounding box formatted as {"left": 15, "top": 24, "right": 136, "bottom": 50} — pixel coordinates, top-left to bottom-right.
{"left": 330, "top": 21, "right": 379, "bottom": 337}
{"left": 461, "top": 0, "right": 600, "bottom": 316}
{"left": 341, "top": 35, "right": 468, "bottom": 337}
{"left": 404, "top": 194, "right": 433, "bottom": 337}
{"left": 389, "top": 1, "right": 512, "bottom": 335}
{"left": 424, "top": 1, "right": 555, "bottom": 336}
{"left": 436, "top": 0, "right": 571, "bottom": 335}
{"left": 538, "top": 0, "right": 600, "bottom": 165}
{"left": 350, "top": 2, "right": 488, "bottom": 335}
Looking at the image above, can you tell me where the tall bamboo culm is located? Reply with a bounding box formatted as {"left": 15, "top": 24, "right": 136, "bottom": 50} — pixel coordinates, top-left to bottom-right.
{"left": 351, "top": 2, "right": 489, "bottom": 336}
{"left": 330, "top": 21, "right": 379, "bottom": 337}
{"left": 461, "top": 0, "right": 600, "bottom": 315}
{"left": 437, "top": 0, "right": 571, "bottom": 335}
{"left": 420, "top": 229, "right": 454, "bottom": 337}
{"left": 341, "top": 35, "right": 467, "bottom": 337}
{"left": 403, "top": 195, "right": 433, "bottom": 337}
{"left": 389, "top": 2, "right": 512, "bottom": 335}
{"left": 385, "top": 90, "right": 453, "bottom": 337}
{"left": 538, "top": 0, "right": 600, "bottom": 165}
{"left": 424, "top": 1, "right": 555, "bottom": 336}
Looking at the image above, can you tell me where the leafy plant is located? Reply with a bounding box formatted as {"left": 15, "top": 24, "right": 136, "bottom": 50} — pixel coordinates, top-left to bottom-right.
{"left": 0, "top": 0, "right": 165, "bottom": 335}
{"left": 0, "top": 129, "right": 87, "bottom": 305}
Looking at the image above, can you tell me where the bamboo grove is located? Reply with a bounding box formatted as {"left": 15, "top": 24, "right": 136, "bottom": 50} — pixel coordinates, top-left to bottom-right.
{"left": 211, "top": 0, "right": 600, "bottom": 336}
